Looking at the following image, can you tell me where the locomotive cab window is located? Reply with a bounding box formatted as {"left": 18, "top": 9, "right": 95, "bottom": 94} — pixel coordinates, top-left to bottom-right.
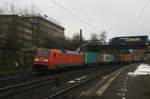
{"left": 37, "top": 50, "right": 50, "bottom": 57}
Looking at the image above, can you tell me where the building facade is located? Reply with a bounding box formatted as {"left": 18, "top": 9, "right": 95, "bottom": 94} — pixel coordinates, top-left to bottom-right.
{"left": 0, "top": 15, "right": 65, "bottom": 50}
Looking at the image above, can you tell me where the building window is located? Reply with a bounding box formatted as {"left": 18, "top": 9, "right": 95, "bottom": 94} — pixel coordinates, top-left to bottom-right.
{"left": 24, "top": 28, "right": 32, "bottom": 33}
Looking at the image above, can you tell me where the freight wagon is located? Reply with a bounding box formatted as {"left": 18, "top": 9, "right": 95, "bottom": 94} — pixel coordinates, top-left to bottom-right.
{"left": 84, "top": 52, "right": 117, "bottom": 65}
{"left": 119, "top": 55, "right": 125, "bottom": 63}
{"left": 134, "top": 55, "right": 144, "bottom": 62}
{"left": 109, "top": 35, "right": 148, "bottom": 45}
{"left": 102, "top": 53, "right": 116, "bottom": 63}
{"left": 143, "top": 54, "right": 150, "bottom": 62}
{"left": 124, "top": 55, "right": 134, "bottom": 63}
{"left": 84, "top": 52, "right": 98, "bottom": 65}
{"left": 98, "top": 53, "right": 116, "bottom": 63}
{"left": 33, "top": 48, "right": 139, "bottom": 73}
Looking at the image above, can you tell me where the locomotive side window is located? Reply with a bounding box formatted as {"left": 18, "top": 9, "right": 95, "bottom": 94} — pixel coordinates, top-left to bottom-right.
{"left": 37, "top": 50, "right": 49, "bottom": 57}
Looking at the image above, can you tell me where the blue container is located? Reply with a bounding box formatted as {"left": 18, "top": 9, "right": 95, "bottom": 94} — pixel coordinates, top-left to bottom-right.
{"left": 84, "top": 52, "right": 97, "bottom": 64}
{"left": 109, "top": 35, "right": 148, "bottom": 45}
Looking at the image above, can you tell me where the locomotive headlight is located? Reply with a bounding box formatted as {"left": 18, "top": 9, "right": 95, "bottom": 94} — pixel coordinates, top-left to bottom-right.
{"left": 34, "top": 58, "right": 39, "bottom": 61}
{"left": 43, "top": 59, "right": 48, "bottom": 62}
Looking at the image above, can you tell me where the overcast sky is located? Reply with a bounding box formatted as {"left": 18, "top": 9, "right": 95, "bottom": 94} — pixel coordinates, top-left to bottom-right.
{"left": 1, "top": 0, "right": 150, "bottom": 40}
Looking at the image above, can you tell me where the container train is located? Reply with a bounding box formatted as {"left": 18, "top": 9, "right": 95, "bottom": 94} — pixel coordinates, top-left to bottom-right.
{"left": 33, "top": 49, "right": 118, "bottom": 72}
{"left": 33, "top": 48, "right": 148, "bottom": 72}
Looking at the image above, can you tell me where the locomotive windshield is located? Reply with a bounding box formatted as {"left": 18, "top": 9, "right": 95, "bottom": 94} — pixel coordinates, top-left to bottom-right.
{"left": 37, "top": 50, "right": 49, "bottom": 57}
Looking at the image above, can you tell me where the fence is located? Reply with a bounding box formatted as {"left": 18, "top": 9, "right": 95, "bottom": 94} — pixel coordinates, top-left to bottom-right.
{"left": 0, "top": 48, "right": 35, "bottom": 74}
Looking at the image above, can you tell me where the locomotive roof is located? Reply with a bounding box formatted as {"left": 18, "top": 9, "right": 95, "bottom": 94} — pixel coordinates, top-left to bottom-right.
{"left": 60, "top": 50, "right": 82, "bottom": 55}
{"left": 37, "top": 48, "right": 82, "bottom": 55}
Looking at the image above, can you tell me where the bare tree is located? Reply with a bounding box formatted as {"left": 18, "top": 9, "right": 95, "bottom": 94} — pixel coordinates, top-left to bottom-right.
{"left": 17, "top": 7, "right": 30, "bottom": 15}
{"left": 90, "top": 33, "right": 98, "bottom": 41}
{"left": 0, "top": 1, "right": 42, "bottom": 15}
{"left": 0, "top": 1, "right": 9, "bottom": 14}
{"left": 9, "top": 3, "right": 16, "bottom": 14}
{"left": 99, "top": 31, "right": 107, "bottom": 44}
{"left": 71, "top": 33, "right": 81, "bottom": 50}
{"left": 29, "top": 5, "right": 42, "bottom": 15}
{"left": 17, "top": 4, "right": 42, "bottom": 15}
{"left": 63, "top": 37, "right": 73, "bottom": 50}
{"left": 89, "top": 33, "right": 99, "bottom": 45}
{"left": 72, "top": 33, "right": 80, "bottom": 42}
{"left": 3, "top": 3, "right": 20, "bottom": 14}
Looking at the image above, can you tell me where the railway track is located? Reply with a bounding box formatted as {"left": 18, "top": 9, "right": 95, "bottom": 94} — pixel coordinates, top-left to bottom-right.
{"left": 0, "top": 72, "right": 31, "bottom": 81}
{"left": 0, "top": 66, "right": 88, "bottom": 88}
{"left": 0, "top": 73, "right": 35, "bottom": 88}
{"left": 0, "top": 66, "right": 102, "bottom": 88}
{"left": 48, "top": 66, "right": 121, "bottom": 99}
{"left": 0, "top": 64, "right": 124, "bottom": 99}
{"left": 48, "top": 63, "right": 139, "bottom": 99}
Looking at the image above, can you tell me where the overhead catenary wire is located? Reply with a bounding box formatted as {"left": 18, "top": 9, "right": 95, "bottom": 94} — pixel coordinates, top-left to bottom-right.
{"left": 130, "top": 0, "right": 150, "bottom": 33}
{"left": 49, "top": 0, "right": 101, "bottom": 33}
{"left": 71, "top": 0, "right": 103, "bottom": 31}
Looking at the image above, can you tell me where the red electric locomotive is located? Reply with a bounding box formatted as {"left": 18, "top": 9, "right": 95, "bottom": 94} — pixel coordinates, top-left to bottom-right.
{"left": 33, "top": 48, "right": 83, "bottom": 72}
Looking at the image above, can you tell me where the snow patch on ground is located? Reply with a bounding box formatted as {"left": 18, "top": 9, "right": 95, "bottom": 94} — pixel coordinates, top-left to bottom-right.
{"left": 128, "top": 64, "right": 150, "bottom": 76}
{"left": 67, "top": 76, "right": 87, "bottom": 84}
{"left": 68, "top": 80, "right": 76, "bottom": 83}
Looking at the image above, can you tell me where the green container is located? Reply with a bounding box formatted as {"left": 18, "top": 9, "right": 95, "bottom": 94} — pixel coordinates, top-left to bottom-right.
{"left": 84, "top": 52, "right": 97, "bottom": 64}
